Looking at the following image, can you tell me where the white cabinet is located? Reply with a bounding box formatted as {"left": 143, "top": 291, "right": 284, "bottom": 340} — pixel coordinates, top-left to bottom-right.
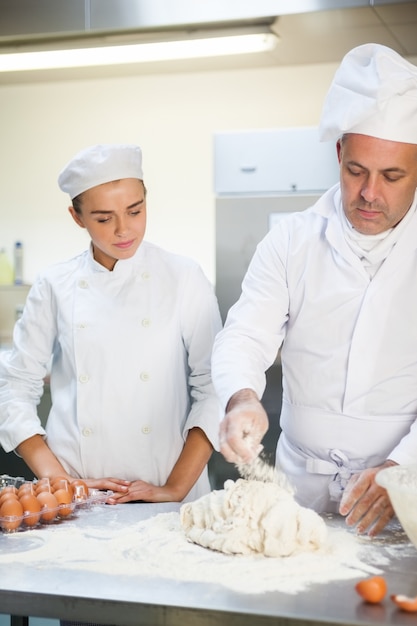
{"left": 214, "top": 126, "right": 339, "bottom": 195}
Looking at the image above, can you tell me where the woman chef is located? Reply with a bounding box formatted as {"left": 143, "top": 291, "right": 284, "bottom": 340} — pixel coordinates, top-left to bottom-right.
{"left": 211, "top": 43, "right": 417, "bottom": 535}
{"left": 0, "top": 143, "right": 222, "bottom": 503}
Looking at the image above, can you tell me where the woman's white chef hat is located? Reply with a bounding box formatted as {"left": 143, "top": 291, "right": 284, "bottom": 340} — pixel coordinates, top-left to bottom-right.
{"left": 58, "top": 143, "right": 143, "bottom": 199}
{"left": 319, "top": 43, "right": 417, "bottom": 144}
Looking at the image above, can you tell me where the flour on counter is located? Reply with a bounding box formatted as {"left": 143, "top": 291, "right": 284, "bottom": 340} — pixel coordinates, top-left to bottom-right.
{"left": 0, "top": 507, "right": 410, "bottom": 595}
{"left": 180, "top": 478, "right": 327, "bottom": 557}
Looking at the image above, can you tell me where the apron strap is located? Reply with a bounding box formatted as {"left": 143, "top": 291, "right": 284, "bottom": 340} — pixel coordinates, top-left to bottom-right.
{"left": 306, "top": 449, "right": 364, "bottom": 502}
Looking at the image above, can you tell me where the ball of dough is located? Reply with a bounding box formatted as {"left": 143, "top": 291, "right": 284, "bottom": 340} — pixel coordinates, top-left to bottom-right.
{"left": 180, "top": 478, "right": 327, "bottom": 557}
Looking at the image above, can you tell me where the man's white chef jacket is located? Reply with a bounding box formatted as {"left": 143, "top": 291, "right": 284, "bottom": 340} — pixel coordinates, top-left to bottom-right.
{"left": 0, "top": 241, "right": 222, "bottom": 502}
{"left": 212, "top": 184, "right": 417, "bottom": 512}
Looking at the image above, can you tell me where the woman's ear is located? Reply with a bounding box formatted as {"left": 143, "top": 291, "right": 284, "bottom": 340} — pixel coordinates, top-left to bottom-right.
{"left": 68, "top": 206, "right": 85, "bottom": 228}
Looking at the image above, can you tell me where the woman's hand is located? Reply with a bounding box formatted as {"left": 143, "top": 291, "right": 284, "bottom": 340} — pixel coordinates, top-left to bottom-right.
{"left": 76, "top": 427, "right": 214, "bottom": 504}
{"left": 75, "top": 477, "right": 131, "bottom": 500}
{"left": 106, "top": 480, "right": 181, "bottom": 504}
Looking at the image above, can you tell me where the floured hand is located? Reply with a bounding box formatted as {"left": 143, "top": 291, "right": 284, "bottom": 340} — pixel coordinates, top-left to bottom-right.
{"left": 339, "top": 461, "right": 397, "bottom": 536}
{"left": 219, "top": 389, "right": 269, "bottom": 464}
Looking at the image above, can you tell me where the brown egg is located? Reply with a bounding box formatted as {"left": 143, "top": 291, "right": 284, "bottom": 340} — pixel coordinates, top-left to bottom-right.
{"left": 35, "top": 478, "right": 52, "bottom": 494}
{"left": 0, "top": 490, "right": 19, "bottom": 506}
{"left": 17, "top": 482, "right": 35, "bottom": 497}
{"left": 36, "top": 491, "right": 59, "bottom": 522}
{"left": 53, "top": 488, "right": 74, "bottom": 517}
{"left": 0, "top": 497, "right": 23, "bottom": 531}
{"left": 0, "top": 485, "right": 17, "bottom": 496}
{"left": 51, "top": 478, "right": 74, "bottom": 498}
{"left": 19, "top": 493, "right": 42, "bottom": 527}
{"left": 71, "top": 479, "right": 89, "bottom": 501}
{"left": 2, "top": 485, "right": 18, "bottom": 493}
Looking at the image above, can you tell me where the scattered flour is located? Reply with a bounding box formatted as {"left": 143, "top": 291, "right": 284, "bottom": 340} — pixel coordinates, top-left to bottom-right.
{"left": 0, "top": 506, "right": 409, "bottom": 595}
{"left": 236, "top": 457, "right": 294, "bottom": 490}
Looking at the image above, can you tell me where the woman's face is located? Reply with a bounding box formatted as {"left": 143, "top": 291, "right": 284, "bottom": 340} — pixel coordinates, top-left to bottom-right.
{"left": 337, "top": 133, "right": 417, "bottom": 235}
{"left": 69, "top": 178, "right": 146, "bottom": 270}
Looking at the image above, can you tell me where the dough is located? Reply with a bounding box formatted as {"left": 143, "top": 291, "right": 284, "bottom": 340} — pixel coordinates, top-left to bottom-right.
{"left": 180, "top": 477, "right": 327, "bottom": 557}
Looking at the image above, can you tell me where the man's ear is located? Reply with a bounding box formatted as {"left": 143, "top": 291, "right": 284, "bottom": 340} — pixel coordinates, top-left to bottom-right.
{"left": 68, "top": 206, "right": 85, "bottom": 228}
{"left": 336, "top": 139, "right": 343, "bottom": 164}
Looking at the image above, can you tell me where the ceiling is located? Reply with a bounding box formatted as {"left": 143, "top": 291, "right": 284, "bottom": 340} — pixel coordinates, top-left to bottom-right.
{"left": 0, "top": 0, "right": 416, "bottom": 84}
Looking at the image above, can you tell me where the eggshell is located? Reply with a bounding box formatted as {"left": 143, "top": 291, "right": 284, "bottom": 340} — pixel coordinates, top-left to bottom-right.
{"left": 53, "top": 488, "right": 74, "bottom": 517}
{"left": 0, "top": 498, "right": 23, "bottom": 531}
{"left": 36, "top": 491, "right": 59, "bottom": 522}
{"left": 391, "top": 594, "right": 417, "bottom": 612}
{"left": 19, "top": 493, "right": 42, "bottom": 527}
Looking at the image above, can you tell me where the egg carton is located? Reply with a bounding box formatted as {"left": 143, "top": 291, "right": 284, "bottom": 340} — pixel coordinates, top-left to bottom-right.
{"left": 0, "top": 474, "right": 113, "bottom": 533}
{"left": 0, "top": 474, "right": 26, "bottom": 489}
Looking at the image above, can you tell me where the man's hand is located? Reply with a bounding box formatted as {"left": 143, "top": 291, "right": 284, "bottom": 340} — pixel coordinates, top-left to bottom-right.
{"left": 339, "top": 460, "right": 397, "bottom": 536}
{"left": 219, "top": 389, "right": 269, "bottom": 464}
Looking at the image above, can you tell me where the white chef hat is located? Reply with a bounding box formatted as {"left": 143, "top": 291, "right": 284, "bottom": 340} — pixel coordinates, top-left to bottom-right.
{"left": 319, "top": 43, "right": 417, "bottom": 144}
{"left": 58, "top": 143, "right": 144, "bottom": 199}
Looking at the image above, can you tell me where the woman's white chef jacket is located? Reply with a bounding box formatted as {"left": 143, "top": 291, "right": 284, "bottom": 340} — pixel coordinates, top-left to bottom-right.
{"left": 212, "top": 184, "right": 417, "bottom": 512}
{"left": 0, "top": 241, "right": 222, "bottom": 502}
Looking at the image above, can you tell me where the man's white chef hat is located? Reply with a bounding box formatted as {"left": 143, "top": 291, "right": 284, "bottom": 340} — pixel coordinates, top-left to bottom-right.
{"left": 319, "top": 43, "right": 417, "bottom": 144}
{"left": 58, "top": 143, "right": 143, "bottom": 199}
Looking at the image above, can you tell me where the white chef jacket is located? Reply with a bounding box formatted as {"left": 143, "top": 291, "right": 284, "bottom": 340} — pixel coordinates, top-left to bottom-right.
{"left": 212, "top": 184, "right": 417, "bottom": 512}
{"left": 0, "top": 241, "right": 222, "bottom": 502}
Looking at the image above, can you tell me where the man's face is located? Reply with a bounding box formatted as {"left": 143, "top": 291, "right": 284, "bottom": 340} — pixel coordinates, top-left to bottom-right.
{"left": 337, "top": 133, "right": 417, "bottom": 235}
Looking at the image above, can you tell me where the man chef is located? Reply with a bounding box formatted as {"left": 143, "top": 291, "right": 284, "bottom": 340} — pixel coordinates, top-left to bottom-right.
{"left": 0, "top": 143, "right": 222, "bottom": 503}
{"left": 211, "top": 43, "right": 417, "bottom": 536}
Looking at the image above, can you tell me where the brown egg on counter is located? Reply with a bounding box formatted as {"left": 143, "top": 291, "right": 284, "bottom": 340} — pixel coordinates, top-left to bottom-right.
{"left": 19, "top": 493, "right": 42, "bottom": 527}
{"left": 36, "top": 491, "right": 59, "bottom": 522}
{"left": 53, "top": 488, "right": 74, "bottom": 517}
{"left": 0, "top": 497, "right": 23, "bottom": 531}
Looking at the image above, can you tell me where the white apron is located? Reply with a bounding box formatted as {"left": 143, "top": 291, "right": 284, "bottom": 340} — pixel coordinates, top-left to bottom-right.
{"left": 213, "top": 184, "right": 417, "bottom": 511}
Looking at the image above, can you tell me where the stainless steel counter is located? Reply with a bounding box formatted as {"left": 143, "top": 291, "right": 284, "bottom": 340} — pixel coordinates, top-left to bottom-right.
{"left": 0, "top": 501, "right": 416, "bottom": 626}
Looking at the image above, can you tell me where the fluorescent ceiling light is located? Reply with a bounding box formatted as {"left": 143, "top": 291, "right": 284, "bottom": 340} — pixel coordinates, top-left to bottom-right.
{"left": 0, "top": 33, "right": 278, "bottom": 73}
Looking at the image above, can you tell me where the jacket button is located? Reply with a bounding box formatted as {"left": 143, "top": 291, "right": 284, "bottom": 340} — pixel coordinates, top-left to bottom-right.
{"left": 78, "top": 280, "right": 89, "bottom": 289}
{"left": 79, "top": 374, "right": 89, "bottom": 383}
{"left": 142, "top": 425, "right": 151, "bottom": 434}
{"left": 141, "top": 271, "right": 150, "bottom": 280}
{"left": 140, "top": 371, "right": 150, "bottom": 382}
{"left": 82, "top": 428, "right": 92, "bottom": 437}
{"left": 141, "top": 318, "right": 151, "bottom": 327}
